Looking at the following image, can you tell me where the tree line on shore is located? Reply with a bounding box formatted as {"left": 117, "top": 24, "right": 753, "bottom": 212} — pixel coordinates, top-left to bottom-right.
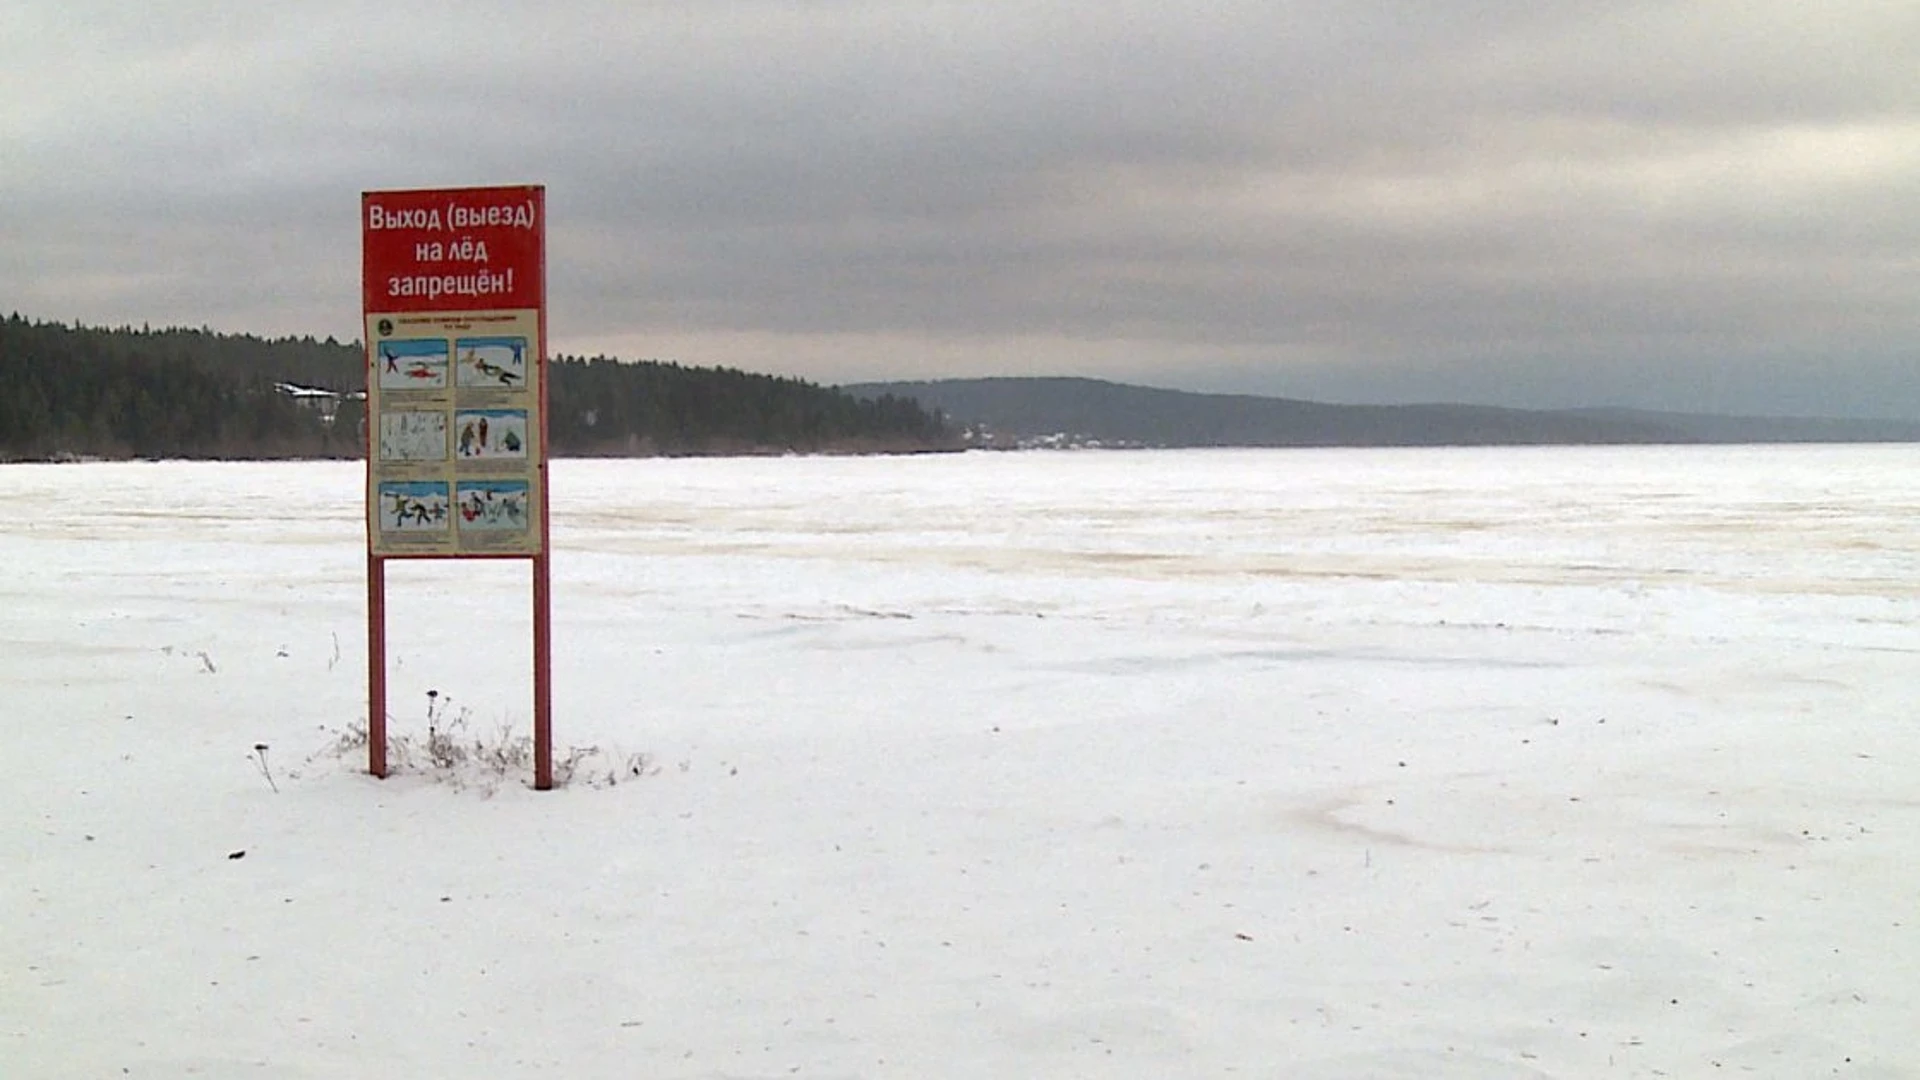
{"left": 0, "top": 314, "right": 956, "bottom": 461}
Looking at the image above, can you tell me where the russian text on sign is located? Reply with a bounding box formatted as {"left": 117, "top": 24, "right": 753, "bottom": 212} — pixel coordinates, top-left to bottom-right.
{"left": 387, "top": 270, "right": 516, "bottom": 301}
{"left": 413, "top": 240, "right": 492, "bottom": 263}
{"left": 447, "top": 201, "right": 537, "bottom": 230}
{"left": 367, "top": 205, "right": 443, "bottom": 231}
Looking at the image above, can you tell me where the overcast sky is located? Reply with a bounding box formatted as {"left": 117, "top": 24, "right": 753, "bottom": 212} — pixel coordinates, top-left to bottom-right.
{"left": 5, "top": 1, "right": 1917, "bottom": 417}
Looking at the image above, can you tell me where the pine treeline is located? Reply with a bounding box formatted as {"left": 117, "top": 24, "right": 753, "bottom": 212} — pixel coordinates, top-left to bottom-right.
{"left": 0, "top": 315, "right": 956, "bottom": 461}
{"left": 0, "top": 315, "right": 363, "bottom": 460}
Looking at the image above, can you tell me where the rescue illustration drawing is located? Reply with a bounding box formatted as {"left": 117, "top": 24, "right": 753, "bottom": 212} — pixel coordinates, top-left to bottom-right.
{"left": 456, "top": 480, "right": 530, "bottom": 531}
{"left": 379, "top": 410, "right": 449, "bottom": 461}
{"left": 456, "top": 336, "right": 527, "bottom": 389}
{"left": 375, "top": 337, "right": 450, "bottom": 390}
{"left": 377, "top": 480, "right": 451, "bottom": 533}
{"left": 454, "top": 409, "right": 527, "bottom": 459}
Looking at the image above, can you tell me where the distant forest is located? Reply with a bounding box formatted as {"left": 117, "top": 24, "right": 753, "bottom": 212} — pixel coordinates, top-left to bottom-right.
{"left": 0, "top": 315, "right": 956, "bottom": 461}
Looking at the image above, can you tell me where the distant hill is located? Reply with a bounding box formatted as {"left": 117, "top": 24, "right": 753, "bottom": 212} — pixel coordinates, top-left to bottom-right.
{"left": 0, "top": 315, "right": 957, "bottom": 461}
{"left": 844, "top": 377, "right": 1920, "bottom": 448}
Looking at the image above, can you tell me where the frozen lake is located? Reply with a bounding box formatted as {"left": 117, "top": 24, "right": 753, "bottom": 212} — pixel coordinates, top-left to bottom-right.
{"left": 3, "top": 446, "right": 1918, "bottom": 1078}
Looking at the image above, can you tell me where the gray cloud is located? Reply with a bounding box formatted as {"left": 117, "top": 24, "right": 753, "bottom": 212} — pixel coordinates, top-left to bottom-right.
{"left": 4, "top": 1, "right": 1917, "bottom": 416}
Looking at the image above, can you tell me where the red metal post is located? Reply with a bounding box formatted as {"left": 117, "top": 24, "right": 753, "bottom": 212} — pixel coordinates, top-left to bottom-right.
{"left": 532, "top": 550, "right": 553, "bottom": 789}
{"left": 368, "top": 552, "right": 388, "bottom": 778}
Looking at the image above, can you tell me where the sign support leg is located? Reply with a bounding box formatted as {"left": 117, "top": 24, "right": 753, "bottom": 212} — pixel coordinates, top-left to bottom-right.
{"left": 532, "top": 549, "right": 553, "bottom": 790}
{"left": 368, "top": 552, "right": 389, "bottom": 778}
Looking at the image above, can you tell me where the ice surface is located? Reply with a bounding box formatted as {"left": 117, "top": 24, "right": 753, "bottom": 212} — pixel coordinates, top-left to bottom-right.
{"left": 3, "top": 446, "right": 1918, "bottom": 1078}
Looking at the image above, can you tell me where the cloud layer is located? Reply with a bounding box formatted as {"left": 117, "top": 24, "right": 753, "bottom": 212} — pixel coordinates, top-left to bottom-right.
{"left": 6, "top": 1, "right": 1917, "bottom": 415}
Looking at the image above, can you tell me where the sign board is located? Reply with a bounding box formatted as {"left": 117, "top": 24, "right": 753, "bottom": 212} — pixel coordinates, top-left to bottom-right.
{"left": 362, "top": 186, "right": 547, "bottom": 557}
{"left": 361, "top": 185, "right": 554, "bottom": 788}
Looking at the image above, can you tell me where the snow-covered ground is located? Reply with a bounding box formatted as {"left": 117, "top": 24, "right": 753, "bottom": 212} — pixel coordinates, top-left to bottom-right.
{"left": 4, "top": 446, "right": 1918, "bottom": 1078}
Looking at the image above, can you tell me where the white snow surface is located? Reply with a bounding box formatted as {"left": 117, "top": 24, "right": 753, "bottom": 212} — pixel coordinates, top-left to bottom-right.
{"left": 4, "top": 446, "right": 1918, "bottom": 1078}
